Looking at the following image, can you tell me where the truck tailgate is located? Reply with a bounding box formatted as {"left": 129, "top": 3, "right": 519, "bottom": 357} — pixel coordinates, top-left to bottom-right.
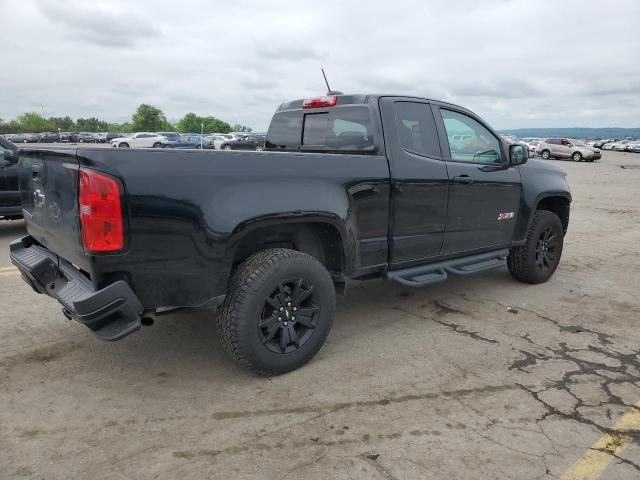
{"left": 18, "top": 148, "right": 86, "bottom": 270}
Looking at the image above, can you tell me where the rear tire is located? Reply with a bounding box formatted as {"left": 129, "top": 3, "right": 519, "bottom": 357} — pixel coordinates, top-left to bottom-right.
{"left": 118, "top": 142, "right": 129, "bottom": 148}
{"left": 217, "top": 248, "right": 336, "bottom": 375}
{"left": 508, "top": 210, "right": 564, "bottom": 284}
{"left": 152, "top": 142, "right": 162, "bottom": 148}
{"left": 541, "top": 150, "right": 551, "bottom": 160}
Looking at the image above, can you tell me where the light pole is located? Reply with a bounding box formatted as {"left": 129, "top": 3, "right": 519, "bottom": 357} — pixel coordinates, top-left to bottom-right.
{"left": 58, "top": 127, "right": 61, "bottom": 143}
{"left": 200, "top": 123, "right": 204, "bottom": 149}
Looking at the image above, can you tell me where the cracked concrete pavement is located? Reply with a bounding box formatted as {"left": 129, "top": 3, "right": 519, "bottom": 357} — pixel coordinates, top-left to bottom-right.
{"left": 1, "top": 150, "right": 639, "bottom": 479}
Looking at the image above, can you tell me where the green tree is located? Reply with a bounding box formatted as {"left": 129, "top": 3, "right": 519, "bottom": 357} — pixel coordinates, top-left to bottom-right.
{"left": 17, "top": 112, "right": 53, "bottom": 133}
{"left": 131, "top": 104, "right": 170, "bottom": 132}
{"left": 232, "top": 124, "right": 252, "bottom": 133}
{"left": 76, "top": 117, "right": 108, "bottom": 132}
{"left": 177, "top": 113, "right": 232, "bottom": 134}
{"left": 48, "top": 116, "right": 75, "bottom": 131}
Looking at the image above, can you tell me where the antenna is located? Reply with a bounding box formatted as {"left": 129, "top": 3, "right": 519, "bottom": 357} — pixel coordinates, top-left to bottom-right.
{"left": 321, "top": 68, "right": 343, "bottom": 95}
{"left": 321, "top": 68, "right": 332, "bottom": 93}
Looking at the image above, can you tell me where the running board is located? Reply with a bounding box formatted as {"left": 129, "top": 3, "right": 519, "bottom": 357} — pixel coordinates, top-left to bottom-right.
{"left": 384, "top": 249, "right": 509, "bottom": 287}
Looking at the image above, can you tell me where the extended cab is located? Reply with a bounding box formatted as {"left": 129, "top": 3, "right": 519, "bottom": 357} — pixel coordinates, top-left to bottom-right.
{"left": 10, "top": 94, "right": 571, "bottom": 374}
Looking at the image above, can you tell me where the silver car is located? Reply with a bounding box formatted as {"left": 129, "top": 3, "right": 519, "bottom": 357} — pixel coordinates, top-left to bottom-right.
{"left": 537, "top": 138, "right": 601, "bottom": 162}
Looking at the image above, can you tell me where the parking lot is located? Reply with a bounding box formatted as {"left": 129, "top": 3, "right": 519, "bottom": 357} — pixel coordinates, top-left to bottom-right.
{"left": 1, "top": 149, "right": 639, "bottom": 479}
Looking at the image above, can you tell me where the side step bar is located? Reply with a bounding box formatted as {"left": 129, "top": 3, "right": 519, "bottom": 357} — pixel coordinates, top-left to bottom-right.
{"left": 384, "top": 249, "right": 509, "bottom": 287}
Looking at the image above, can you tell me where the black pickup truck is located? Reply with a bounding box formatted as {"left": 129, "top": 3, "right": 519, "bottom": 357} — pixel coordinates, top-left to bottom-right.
{"left": 10, "top": 94, "right": 571, "bottom": 375}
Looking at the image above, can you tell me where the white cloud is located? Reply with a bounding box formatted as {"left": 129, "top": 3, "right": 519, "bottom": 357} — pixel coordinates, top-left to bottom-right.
{"left": 1, "top": 0, "right": 638, "bottom": 130}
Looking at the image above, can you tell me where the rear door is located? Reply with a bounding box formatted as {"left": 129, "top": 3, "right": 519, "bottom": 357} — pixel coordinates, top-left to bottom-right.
{"left": 380, "top": 98, "right": 449, "bottom": 263}
{"left": 433, "top": 105, "right": 521, "bottom": 254}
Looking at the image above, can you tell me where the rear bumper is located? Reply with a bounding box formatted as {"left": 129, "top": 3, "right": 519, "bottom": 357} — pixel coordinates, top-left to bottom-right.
{"left": 10, "top": 236, "right": 144, "bottom": 341}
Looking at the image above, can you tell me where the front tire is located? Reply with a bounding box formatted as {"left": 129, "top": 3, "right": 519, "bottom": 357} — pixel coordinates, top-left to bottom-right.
{"left": 217, "top": 248, "right": 336, "bottom": 375}
{"left": 223, "top": 145, "right": 232, "bottom": 151}
{"left": 508, "top": 210, "right": 564, "bottom": 284}
{"left": 541, "top": 150, "right": 551, "bottom": 160}
{"left": 572, "top": 152, "right": 582, "bottom": 162}
{"left": 152, "top": 142, "right": 162, "bottom": 148}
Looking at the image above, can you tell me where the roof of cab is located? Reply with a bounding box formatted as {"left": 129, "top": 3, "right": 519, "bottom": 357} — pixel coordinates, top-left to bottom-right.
{"left": 275, "top": 94, "right": 475, "bottom": 117}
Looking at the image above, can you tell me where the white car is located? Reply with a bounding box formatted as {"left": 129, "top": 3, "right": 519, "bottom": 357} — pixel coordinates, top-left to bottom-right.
{"left": 204, "top": 134, "right": 231, "bottom": 150}
{"left": 609, "top": 140, "right": 633, "bottom": 151}
{"left": 111, "top": 132, "right": 169, "bottom": 148}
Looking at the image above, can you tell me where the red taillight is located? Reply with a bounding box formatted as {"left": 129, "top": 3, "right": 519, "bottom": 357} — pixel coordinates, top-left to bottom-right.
{"left": 79, "top": 169, "right": 124, "bottom": 252}
{"left": 302, "top": 95, "right": 337, "bottom": 109}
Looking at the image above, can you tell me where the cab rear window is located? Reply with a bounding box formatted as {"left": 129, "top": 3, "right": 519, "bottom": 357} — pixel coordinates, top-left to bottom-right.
{"left": 267, "top": 106, "right": 374, "bottom": 152}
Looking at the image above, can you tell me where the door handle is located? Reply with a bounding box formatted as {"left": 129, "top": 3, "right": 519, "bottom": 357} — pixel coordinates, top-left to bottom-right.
{"left": 453, "top": 175, "right": 474, "bottom": 185}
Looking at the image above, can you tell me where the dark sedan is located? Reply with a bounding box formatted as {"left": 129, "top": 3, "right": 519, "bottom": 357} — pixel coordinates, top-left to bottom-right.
{"left": 38, "top": 132, "right": 62, "bottom": 143}
{"left": 11, "top": 133, "right": 39, "bottom": 143}
{"left": 0, "top": 137, "right": 21, "bottom": 219}
{"left": 219, "top": 134, "right": 266, "bottom": 151}
{"left": 167, "top": 134, "right": 215, "bottom": 149}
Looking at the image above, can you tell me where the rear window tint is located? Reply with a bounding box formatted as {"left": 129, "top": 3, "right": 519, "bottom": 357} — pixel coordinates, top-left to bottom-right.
{"left": 267, "top": 106, "right": 374, "bottom": 152}
{"left": 266, "top": 111, "right": 303, "bottom": 150}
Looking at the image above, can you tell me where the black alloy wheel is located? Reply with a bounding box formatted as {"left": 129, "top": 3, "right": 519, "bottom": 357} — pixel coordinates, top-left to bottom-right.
{"left": 217, "top": 248, "right": 336, "bottom": 375}
{"left": 508, "top": 210, "right": 564, "bottom": 284}
{"left": 259, "top": 278, "right": 320, "bottom": 354}
{"left": 535, "top": 225, "right": 560, "bottom": 273}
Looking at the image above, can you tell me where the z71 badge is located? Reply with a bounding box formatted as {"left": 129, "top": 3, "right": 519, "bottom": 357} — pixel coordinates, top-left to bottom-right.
{"left": 498, "top": 212, "right": 515, "bottom": 221}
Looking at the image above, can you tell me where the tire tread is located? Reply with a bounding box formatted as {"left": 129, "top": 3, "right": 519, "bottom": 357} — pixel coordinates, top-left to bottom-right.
{"left": 217, "top": 248, "right": 333, "bottom": 375}
{"left": 508, "top": 210, "right": 561, "bottom": 284}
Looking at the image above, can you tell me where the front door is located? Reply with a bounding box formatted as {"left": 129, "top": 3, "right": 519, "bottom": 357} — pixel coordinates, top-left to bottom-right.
{"left": 381, "top": 98, "right": 449, "bottom": 264}
{"left": 434, "top": 106, "right": 522, "bottom": 254}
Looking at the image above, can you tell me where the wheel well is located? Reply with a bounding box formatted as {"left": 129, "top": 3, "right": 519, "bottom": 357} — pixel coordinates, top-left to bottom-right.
{"left": 537, "top": 197, "right": 570, "bottom": 233}
{"left": 231, "top": 222, "right": 345, "bottom": 276}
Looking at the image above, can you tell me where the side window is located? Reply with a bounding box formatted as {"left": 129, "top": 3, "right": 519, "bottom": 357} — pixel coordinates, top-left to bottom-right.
{"left": 266, "top": 111, "right": 303, "bottom": 149}
{"left": 393, "top": 102, "right": 440, "bottom": 157}
{"left": 441, "top": 109, "right": 502, "bottom": 164}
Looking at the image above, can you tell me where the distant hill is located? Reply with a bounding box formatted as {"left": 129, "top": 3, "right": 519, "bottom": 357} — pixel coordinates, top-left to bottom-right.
{"left": 497, "top": 127, "right": 640, "bottom": 140}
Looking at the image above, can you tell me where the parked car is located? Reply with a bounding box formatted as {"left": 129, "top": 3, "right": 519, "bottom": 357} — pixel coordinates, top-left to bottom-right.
{"left": 163, "top": 134, "right": 214, "bottom": 149}
{"left": 105, "top": 132, "right": 124, "bottom": 142}
{"left": 203, "top": 134, "right": 229, "bottom": 150}
{"left": 111, "top": 132, "right": 169, "bottom": 148}
{"left": 0, "top": 137, "right": 21, "bottom": 220}
{"left": 38, "top": 132, "right": 62, "bottom": 143}
{"left": 593, "top": 139, "right": 611, "bottom": 149}
{"left": 156, "top": 132, "right": 181, "bottom": 142}
{"left": 10, "top": 93, "right": 570, "bottom": 375}
{"left": 625, "top": 140, "right": 640, "bottom": 153}
{"left": 76, "top": 132, "right": 100, "bottom": 143}
{"left": 537, "top": 138, "right": 601, "bottom": 162}
{"left": 601, "top": 141, "right": 617, "bottom": 150}
{"left": 219, "top": 134, "right": 267, "bottom": 151}
{"left": 608, "top": 140, "right": 633, "bottom": 151}
{"left": 11, "top": 133, "right": 39, "bottom": 143}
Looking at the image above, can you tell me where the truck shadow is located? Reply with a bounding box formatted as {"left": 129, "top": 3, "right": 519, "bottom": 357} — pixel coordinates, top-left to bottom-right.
{"left": 72, "top": 270, "right": 512, "bottom": 382}
{"left": 0, "top": 219, "right": 26, "bottom": 238}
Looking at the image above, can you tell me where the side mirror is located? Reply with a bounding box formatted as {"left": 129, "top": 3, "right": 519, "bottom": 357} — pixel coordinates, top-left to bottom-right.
{"left": 509, "top": 144, "right": 528, "bottom": 166}
{"left": 0, "top": 149, "right": 17, "bottom": 166}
